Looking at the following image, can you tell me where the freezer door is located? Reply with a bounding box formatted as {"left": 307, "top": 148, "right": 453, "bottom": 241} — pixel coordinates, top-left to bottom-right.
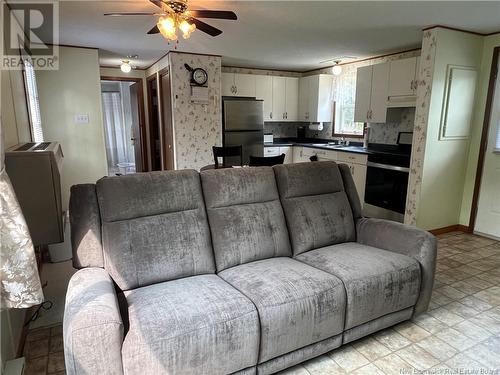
{"left": 224, "top": 131, "right": 264, "bottom": 166}
{"left": 224, "top": 100, "right": 264, "bottom": 131}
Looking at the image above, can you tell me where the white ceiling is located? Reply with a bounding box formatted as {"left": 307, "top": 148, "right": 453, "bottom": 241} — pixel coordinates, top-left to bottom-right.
{"left": 48, "top": 1, "right": 500, "bottom": 71}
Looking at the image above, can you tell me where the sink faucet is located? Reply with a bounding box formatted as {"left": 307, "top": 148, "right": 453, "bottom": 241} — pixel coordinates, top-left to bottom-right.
{"left": 338, "top": 137, "right": 346, "bottom": 146}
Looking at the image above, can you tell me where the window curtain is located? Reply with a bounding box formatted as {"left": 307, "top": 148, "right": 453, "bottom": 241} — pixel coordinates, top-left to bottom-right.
{"left": 0, "top": 122, "right": 44, "bottom": 309}
{"left": 101, "top": 91, "right": 134, "bottom": 172}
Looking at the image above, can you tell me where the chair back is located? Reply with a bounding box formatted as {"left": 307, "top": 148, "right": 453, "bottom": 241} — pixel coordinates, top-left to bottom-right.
{"left": 213, "top": 145, "right": 243, "bottom": 168}
{"left": 249, "top": 153, "right": 285, "bottom": 167}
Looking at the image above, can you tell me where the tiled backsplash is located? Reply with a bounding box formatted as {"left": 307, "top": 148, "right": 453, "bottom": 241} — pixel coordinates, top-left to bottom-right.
{"left": 369, "top": 107, "right": 416, "bottom": 144}
{"left": 266, "top": 108, "right": 415, "bottom": 144}
{"left": 264, "top": 122, "right": 303, "bottom": 138}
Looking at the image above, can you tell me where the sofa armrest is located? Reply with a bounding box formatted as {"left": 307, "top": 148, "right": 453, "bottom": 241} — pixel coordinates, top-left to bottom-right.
{"left": 64, "top": 268, "right": 124, "bottom": 375}
{"left": 356, "top": 217, "right": 437, "bottom": 316}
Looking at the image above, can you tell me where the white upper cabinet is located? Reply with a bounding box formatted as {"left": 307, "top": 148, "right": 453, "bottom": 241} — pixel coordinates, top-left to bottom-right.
{"left": 234, "top": 74, "right": 256, "bottom": 97}
{"left": 272, "top": 77, "right": 287, "bottom": 121}
{"left": 370, "top": 63, "right": 390, "bottom": 123}
{"left": 255, "top": 75, "right": 273, "bottom": 121}
{"left": 387, "top": 57, "right": 420, "bottom": 103}
{"left": 354, "top": 66, "right": 373, "bottom": 123}
{"left": 221, "top": 72, "right": 235, "bottom": 96}
{"left": 298, "top": 74, "right": 334, "bottom": 123}
{"left": 285, "top": 77, "right": 299, "bottom": 121}
{"left": 271, "top": 76, "right": 299, "bottom": 121}
{"left": 354, "top": 63, "right": 389, "bottom": 123}
{"left": 221, "top": 73, "right": 256, "bottom": 97}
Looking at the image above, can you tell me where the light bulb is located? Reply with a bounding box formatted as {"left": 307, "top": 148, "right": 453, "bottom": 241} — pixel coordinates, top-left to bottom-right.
{"left": 120, "top": 60, "right": 131, "bottom": 73}
{"left": 158, "top": 16, "right": 178, "bottom": 41}
{"left": 332, "top": 64, "right": 342, "bottom": 76}
{"left": 179, "top": 20, "right": 196, "bottom": 39}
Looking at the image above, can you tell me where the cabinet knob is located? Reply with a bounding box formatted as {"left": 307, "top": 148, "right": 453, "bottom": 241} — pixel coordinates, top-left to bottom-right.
{"left": 270, "top": 112, "right": 273, "bottom": 119}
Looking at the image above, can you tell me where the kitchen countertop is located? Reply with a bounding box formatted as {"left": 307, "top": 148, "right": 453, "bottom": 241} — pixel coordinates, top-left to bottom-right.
{"left": 264, "top": 138, "right": 412, "bottom": 157}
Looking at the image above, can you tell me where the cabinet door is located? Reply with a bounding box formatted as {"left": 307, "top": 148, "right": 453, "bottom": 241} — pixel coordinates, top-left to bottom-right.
{"left": 316, "top": 75, "right": 334, "bottom": 122}
{"left": 279, "top": 146, "right": 293, "bottom": 163}
{"left": 298, "top": 77, "right": 310, "bottom": 121}
{"left": 234, "top": 74, "right": 256, "bottom": 97}
{"left": 293, "top": 147, "right": 308, "bottom": 162}
{"left": 221, "top": 73, "right": 235, "bottom": 96}
{"left": 354, "top": 66, "right": 372, "bottom": 123}
{"left": 370, "top": 63, "right": 389, "bottom": 123}
{"left": 255, "top": 75, "right": 273, "bottom": 121}
{"left": 285, "top": 77, "right": 299, "bottom": 121}
{"left": 344, "top": 162, "right": 367, "bottom": 205}
{"left": 272, "top": 76, "right": 286, "bottom": 121}
{"left": 388, "top": 57, "right": 417, "bottom": 97}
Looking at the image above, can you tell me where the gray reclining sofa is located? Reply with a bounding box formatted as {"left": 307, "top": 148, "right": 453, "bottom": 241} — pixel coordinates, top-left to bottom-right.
{"left": 64, "top": 161, "right": 436, "bottom": 375}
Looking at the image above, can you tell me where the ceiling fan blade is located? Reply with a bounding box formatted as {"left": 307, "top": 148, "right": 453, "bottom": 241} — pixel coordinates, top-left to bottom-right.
{"left": 188, "top": 10, "right": 237, "bottom": 20}
{"left": 104, "top": 12, "right": 163, "bottom": 16}
{"left": 149, "top": 0, "right": 164, "bottom": 9}
{"left": 147, "top": 25, "right": 160, "bottom": 34}
{"left": 188, "top": 17, "right": 222, "bottom": 37}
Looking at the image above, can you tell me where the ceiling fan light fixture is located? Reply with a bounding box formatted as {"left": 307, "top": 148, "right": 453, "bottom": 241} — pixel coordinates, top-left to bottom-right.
{"left": 331, "top": 62, "right": 342, "bottom": 76}
{"left": 120, "top": 60, "right": 132, "bottom": 73}
{"left": 179, "top": 20, "right": 196, "bottom": 39}
{"left": 158, "top": 15, "right": 178, "bottom": 40}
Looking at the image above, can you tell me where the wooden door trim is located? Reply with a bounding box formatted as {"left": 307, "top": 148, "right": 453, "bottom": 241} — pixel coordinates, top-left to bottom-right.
{"left": 158, "top": 68, "right": 175, "bottom": 170}
{"left": 468, "top": 46, "right": 500, "bottom": 230}
{"left": 100, "top": 75, "right": 148, "bottom": 171}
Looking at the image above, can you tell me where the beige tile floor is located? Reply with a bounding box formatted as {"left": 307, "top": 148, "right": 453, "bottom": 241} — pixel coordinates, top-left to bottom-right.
{"left": 24, "top": 231, "right": 500, "bottom": 375}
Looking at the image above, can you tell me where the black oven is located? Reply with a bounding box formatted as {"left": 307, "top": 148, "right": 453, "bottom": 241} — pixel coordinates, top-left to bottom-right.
{"left": 364, "top": 152, "right": 410, "bottom": 222}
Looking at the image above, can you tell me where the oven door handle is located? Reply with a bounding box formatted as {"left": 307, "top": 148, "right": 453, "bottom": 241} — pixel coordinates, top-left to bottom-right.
{"left": 367, "top": 161, "right": 410, "bottom": 173}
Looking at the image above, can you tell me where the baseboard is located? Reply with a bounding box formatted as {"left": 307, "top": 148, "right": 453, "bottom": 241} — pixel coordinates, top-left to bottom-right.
{"left": 429, "top": 224, "right": 471, "bottom": 235}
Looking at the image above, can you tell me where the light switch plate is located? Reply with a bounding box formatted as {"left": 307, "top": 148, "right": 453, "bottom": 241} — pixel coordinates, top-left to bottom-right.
{"left": 75, "top": 114, "right": 89, "bottom": 124}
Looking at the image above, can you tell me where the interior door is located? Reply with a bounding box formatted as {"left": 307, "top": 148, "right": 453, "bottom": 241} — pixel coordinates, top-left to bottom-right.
{"left": 475, "top": 56, "right": 500, "bottom": 238}
{"left": 129, "top": 81, "right": 144, "bottom": 172}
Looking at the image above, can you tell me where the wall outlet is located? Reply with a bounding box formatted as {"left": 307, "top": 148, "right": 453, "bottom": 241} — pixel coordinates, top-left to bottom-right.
{"left": 74, "top": 114, "right": 89, "bottom": 124}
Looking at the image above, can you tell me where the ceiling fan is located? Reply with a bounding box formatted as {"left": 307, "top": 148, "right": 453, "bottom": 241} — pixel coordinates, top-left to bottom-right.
{"left": 104, "top": 0, "right": 237, "bottom": 41}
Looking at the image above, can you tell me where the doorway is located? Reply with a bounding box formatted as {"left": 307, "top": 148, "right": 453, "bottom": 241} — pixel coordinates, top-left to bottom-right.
{"left": 100, "top": 76, "right": 147, "bottom": 175}
{"left": 471, "top": 47, "right": 500, "bottom": 239}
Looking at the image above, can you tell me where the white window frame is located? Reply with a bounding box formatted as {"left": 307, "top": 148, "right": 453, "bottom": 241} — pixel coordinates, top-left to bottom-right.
{"left": 22, "top": 59, "right": 44, "bottom": 143}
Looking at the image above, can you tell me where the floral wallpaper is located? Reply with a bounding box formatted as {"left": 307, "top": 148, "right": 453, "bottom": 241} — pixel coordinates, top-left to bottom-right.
{"left": 169, "top": 52, "right": 222, "bottom": 171}
{"left": 404, "top": 30, "right": 438, "bottom": 225}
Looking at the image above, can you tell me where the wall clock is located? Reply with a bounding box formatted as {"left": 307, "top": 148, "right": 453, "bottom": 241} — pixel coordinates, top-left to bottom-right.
{"left": 184, "top": 63, "right": 208, "bottom": 86}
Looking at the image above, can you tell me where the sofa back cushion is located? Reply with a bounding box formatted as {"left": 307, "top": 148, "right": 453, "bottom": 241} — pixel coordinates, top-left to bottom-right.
{"left": 96, "top": 170, "right": 215, "bottom": 290}
{"left": 201, "top": 167, "right": 292, "bottom": 272}
{"left": 273, "top": 161, "right": 355, "bottom": 256}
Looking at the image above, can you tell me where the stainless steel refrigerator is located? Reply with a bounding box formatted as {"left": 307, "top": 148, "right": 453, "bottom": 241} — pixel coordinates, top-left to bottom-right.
{"left": 222, "top": 97, "right": 264, "bottom": 166}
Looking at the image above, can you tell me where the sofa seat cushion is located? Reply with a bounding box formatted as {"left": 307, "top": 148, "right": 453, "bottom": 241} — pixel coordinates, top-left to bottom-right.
{"left": 121, "top": 275, "right": 259, "bottom": 375}
{"left": 218, "top": 257, "right": 346, "bottom": 363}
{"left": 296, "top": 242, "right": 421, "bottom": 330}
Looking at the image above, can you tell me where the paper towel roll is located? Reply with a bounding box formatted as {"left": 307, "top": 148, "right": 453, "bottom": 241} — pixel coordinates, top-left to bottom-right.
{"left": 309, "top": 123, "right": 323, "bottom": 131}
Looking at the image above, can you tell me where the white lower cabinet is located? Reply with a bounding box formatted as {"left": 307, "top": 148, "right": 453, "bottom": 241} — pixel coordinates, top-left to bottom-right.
{"left": 292, "top": 147, "right": 309, "bottom": 163}
{"left": 280, "top": 147, "right": 293, "bottom": 164}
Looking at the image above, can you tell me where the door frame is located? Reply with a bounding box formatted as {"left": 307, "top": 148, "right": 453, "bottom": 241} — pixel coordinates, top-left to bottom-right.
{"left": 158, "top": 68, "right": 175, "bottom": 170}
{"left": 100, "top": 75, "right": 148, "bottom": 172}
{"left": 469, "top": 46, "right": 499, "bottom": 231}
